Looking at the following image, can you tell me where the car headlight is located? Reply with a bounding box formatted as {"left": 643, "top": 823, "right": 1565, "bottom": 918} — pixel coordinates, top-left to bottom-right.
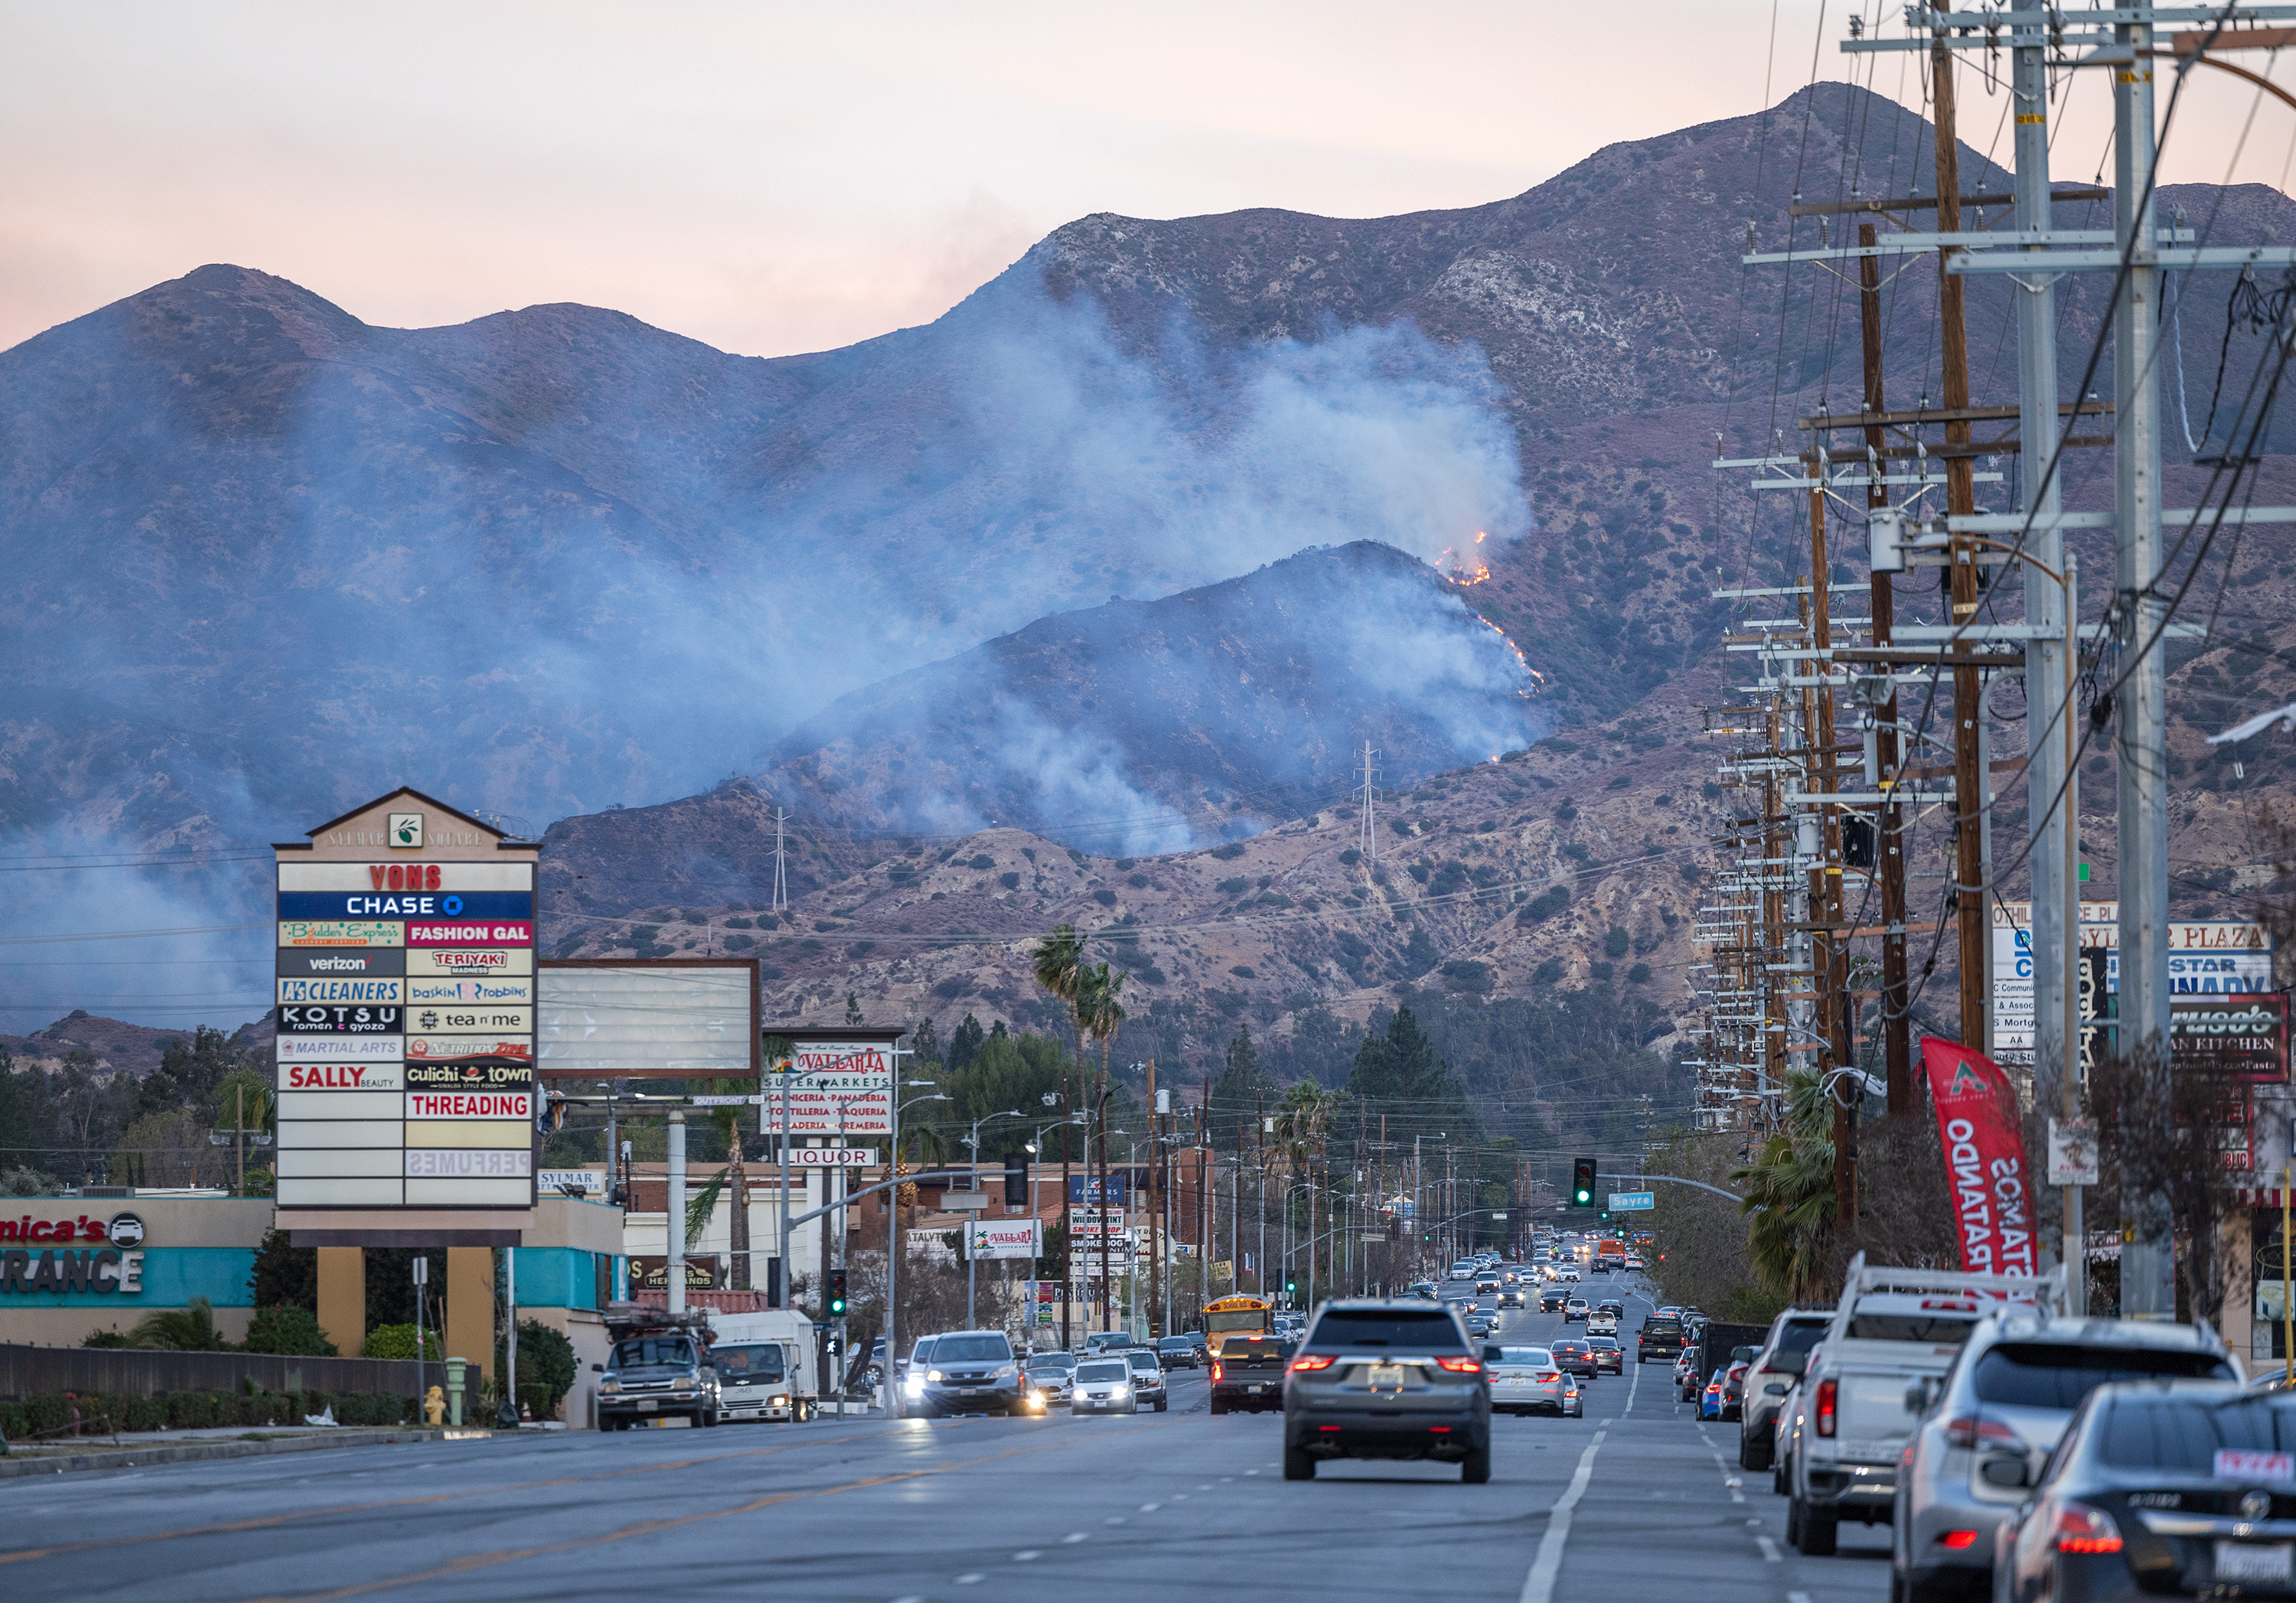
{"left": 599, "top": 1380, "right": 621, "bottom": 1394}
{"left": 903, "top": 1377, "right": 924, "bottom": 1395}
{"left": 1111, "top": 1385, "right": 1130, "bottom": 1397}
{"left": 925, "top": 1369, "right": 943, "bottom": 1383}
{"left": 770, "top": 1395, "right": 788, "bottom": 1406}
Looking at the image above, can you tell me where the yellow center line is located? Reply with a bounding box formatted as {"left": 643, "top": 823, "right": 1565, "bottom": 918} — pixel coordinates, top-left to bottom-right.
{"left": 241, "top": 1422, "right": 1180, "bottom": 1603}
{"left": 0, "top": 1425, "right": 905, "bottom": 1566}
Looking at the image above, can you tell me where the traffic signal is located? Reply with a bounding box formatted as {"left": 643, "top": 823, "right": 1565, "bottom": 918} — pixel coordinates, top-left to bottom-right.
{"left": 1571, "top": 1156, "right": 1596, "bottom": 1207}
{"left": 827, "top": 1268, "right": 848, "bottom": 1318}
{"left": 1004, "top": 1152, "right": 1029, "bottom": 1206}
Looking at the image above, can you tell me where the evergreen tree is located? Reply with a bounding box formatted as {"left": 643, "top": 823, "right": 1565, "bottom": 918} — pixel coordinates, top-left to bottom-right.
{"left": 1345, "top": 1007, "right": 1475, "bottom": 1145}
{"left": 947, "top": 1013, "right": 987, "bottom": 1073}
{"left": 139, "top": 1025, "right": 247, "bottom": 1119}
{"left": 1208, "top": 1025, "right": 1273, "bottom": 1151}
{"left": 909, "top": 1016, "right": 943, "bottom": 1073}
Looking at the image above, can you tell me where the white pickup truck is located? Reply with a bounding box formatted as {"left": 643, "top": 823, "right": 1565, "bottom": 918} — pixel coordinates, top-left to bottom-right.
{"left": 1784, "top": 1253, "right": 2062, "bottom": 1556}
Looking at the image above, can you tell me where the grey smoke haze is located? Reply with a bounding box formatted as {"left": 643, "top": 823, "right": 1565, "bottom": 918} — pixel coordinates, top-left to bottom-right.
{"left": 0, "top": 257, "right": 1536, "bottom": 1026}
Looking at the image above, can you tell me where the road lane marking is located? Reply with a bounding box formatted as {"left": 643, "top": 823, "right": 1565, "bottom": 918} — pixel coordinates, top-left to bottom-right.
{"left": 1140, "top": 1502, "right": 1159, "bottom": 1511}
{"left": 956, "top": 1573, "right": 984, "bottom": 1585}
{"left": 1517, "top": 1428, "right": 1607, "bottom": 1603}
{"left": 1062, "top": 1533, "right": 1088, "bottom": 1544}
{"left": 233, "top": 1427, "right": 1166, "bottom": 1603}
{"left": 1789, "top": 1593, "right": 1813, "bottom": 1603}
{"left": 1756, "top": 1536, "right": 1783, "bottom": 1562}
{"left": 0, "top": 1427, "right": 900, "bottom": 1566}
{"left": 1014, "top": 1551, "right": 1041, "bottom": 1561}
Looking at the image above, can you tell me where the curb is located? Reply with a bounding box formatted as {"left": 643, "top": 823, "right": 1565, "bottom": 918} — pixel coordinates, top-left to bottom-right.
{"left": 0, "top": 1426, "right": 496, "bottom": 1480}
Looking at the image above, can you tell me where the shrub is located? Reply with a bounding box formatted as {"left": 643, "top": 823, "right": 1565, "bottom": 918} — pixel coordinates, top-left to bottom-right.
{"left": 1441, "top": 960, "right": 1494, "bottom": 995}
{"left": 1627, "top": 963, "right": 1652, "bottom": 985}
{"left": 1228, "top": 965, "right": 1257, "bottom": 979}
{"left": 1127, "top": 874, "right": 1148, "bottom": 888}
{"left": 998, "top": 872, "right": 1021, "bottom": 890}
{"left": 1210, "top": 843, "right": 1247, "bottom": 861}
{"left": 1216, "top": 877, "right": 1248, "bottom": 894}
{"left": 362, "top": 1324, "right": 443, "bottom": 1362}
{"left": 1604, "top": 927, "right": 1632, "bottom": 959}
{"left": 504, "top": 1319, "right": 578, "bottom": 1412}
{"left": 1091, "top": 888, "right": 1117, "bottom": 906}
{"left": 968, "top": 854, "right": 995, "bottom": 871}
{"left": 243, "top": 1304, "right": 338, "bottom": 1357}
{"left": 1338, "top": 849, "right": 1361, "bottom": 866}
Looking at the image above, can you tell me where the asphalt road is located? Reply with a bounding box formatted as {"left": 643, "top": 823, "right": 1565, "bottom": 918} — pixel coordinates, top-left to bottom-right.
{"left": 2, "top": 1276, "right": 1888, "bottom": 1602}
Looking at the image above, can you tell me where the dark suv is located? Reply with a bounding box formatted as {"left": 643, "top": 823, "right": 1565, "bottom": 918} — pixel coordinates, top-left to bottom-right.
{"left": 1636, "top": 1315, "right": 1687, "bottom": 1365}
{"left": 1283, "top": 1299, "right": 1491, "bottom": 1483}
{"left": 908, "top": 1329, "right": 1029, "bottom": 1416}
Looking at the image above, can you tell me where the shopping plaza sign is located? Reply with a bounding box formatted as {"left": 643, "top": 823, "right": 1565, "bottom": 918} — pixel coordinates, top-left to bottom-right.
{"left": 1991, "top": 902, "right": 2273, "bottom": 1066}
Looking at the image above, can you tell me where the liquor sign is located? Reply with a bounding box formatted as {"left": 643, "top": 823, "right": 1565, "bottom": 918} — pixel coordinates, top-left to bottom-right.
{"left": 273, "top": 789, "right": 537, "bottom": 1210}
{"left": 1992, "top": 903, "right": 2272, "bottom": 1065}
{"left": 762, "top": 1041, "right": 894, "bottom": 1136}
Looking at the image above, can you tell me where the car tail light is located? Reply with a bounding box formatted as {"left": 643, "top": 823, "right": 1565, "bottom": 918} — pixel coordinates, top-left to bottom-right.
{"left": 1210, "top": 1362, "right": 1222, "bottom": 1383}
{"left": 1289, "top": 1354, "right": 1337, "bottom": 1373}
{"left": 1538, "top": 1370, "right": 1560, "bottom": 1382}
{"left": 1942, "top": 1415, "right": 2022, "bottom": 1450}
{"left": 1815, "top": 1378, "right": 1838, "bottom": 1438}
{"left": 2049, "top": 1500, "right": 2122, "bottom": 1555}
{"left": 1434, "top": 1356, "right": 1483, "bottom": 1373}
{"left": 1936, "top": 1530, "right": 1980, "bottom": 1551}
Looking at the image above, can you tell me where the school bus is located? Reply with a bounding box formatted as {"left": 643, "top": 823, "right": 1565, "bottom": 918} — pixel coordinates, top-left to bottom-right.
{"left": 1201, "top": 1295, "right": 1274, "bottom": 1357}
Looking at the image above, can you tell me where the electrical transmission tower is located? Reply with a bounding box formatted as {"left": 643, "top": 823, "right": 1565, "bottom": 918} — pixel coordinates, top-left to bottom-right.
{"left": 771, "top": 808, "right": 789, "bottom": 911}
{"left": 1356, "top": 743, "right": 1379, "bottom": 864}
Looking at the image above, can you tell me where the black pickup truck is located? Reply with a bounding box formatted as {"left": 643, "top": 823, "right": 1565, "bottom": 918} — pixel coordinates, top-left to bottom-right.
{"left": 1208, "top": 1335, "right": 1289, "bottom": 1414}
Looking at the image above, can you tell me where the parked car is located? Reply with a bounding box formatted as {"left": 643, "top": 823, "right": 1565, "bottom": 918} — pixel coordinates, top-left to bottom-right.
{"left": 1788, "top": 1255, "right": 2058, "bottom": 1557}
{"left": 1738, "top": 1307, "right": 1834, "bottom": 1471}
{"left": 905, "top": 1330, "right": 1035, "bottom": 1417}
{"left": 1993, "top": 1380, "right": 2296, "bottom": 1603}
{"left": 1675, "top": 1349, "right": 1702, "bottom": 1403}
{"left": 1282, "top": 1298, "right": 1491, "bottom": 1483}
{"left": 1892, "top": 1313, "right": 2234, "bottom": 1602}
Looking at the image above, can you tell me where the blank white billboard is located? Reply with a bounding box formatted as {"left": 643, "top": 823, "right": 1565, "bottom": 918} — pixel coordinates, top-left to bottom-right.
{"left": 536, "top": 962, "right": 757, "bottom": 1077}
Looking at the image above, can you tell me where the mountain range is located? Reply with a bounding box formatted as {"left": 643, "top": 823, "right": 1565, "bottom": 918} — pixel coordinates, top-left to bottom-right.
{"left": 5, "top": 81, "right": 2294, "bottom": 1073}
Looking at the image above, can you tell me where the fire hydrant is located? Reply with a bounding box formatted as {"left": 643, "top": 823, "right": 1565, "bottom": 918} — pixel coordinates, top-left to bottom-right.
{"left": 423, "top": 1385, "right": 446, "bottom": 1427}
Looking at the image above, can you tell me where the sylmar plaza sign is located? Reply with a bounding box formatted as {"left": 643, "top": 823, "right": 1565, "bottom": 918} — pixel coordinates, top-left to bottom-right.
{"left": 1, "top": 1210, "right": 147, "bottom": 1295}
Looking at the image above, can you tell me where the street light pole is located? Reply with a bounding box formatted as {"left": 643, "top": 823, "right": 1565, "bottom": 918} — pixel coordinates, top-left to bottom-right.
{"left": 964, "top": 1109, "right": 1023, "bottom": 1328}
{"left": 885, "top": 1084, "right": 945, "bottom": 1419}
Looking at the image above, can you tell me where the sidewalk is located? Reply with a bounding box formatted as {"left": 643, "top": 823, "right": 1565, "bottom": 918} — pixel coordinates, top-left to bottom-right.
{"left": 0, "top": 1421, "right": 550, "bottom": 1480}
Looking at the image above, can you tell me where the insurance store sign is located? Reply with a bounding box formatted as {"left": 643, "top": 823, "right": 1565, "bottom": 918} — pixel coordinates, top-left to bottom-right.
{"left": 273, "top": 797, "right": 536, "bottom": 1210}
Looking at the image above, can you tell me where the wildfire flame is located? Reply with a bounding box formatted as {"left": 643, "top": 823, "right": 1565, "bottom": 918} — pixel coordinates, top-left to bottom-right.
{"left": 1437, "top": 529, "right": 1493, "bottom": 585}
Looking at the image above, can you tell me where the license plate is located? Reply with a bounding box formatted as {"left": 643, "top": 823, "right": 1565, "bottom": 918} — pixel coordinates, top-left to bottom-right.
{"left": 637, "top": 1399, "right": 657, "bottom": 1411}
{"left": 1368, "top": 1364, "right": 1407, "bottom": 1390}
{"left": 2217, "top": 1542, "right": 2294, "bottom": 1583}
{"left": 960, "top": 1387, "right": 981, "bottom": 1395}
{"left": 1247, "top": 1385, "right": 1264, "bottom": 1393}
{"left": 1505, "top": 1377, "right": 1528, "bottom": 1386}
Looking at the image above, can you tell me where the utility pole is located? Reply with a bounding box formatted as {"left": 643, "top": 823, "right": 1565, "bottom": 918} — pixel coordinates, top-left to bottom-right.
{"left": 2113, "top": 8, "right": 2173, "bottom": 1319}
{"left": 1932, "top": 8, "right": 1991, "bottom": 1054}
{"left": 1807, "top": 466, "right": 1855, "bottom": 1230}
{"left": 2007, "top": 21, "right": 2079, "bottom": 1297}
{"left": 1856, "top": 224, "right": 1914, "bottom": 1116}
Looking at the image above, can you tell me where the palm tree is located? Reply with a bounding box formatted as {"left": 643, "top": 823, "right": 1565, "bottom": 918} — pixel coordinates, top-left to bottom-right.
{"left": 129, "top": 1295, "right": 226, "bottom": 1350}
{"left": 1732, "top": 1068, "right": 1837, "bottom": 1302}
{"left": 1032, "top": 924, "right": 1089, "bottom": 1317}
{"left": 1077, "top": 962, "right": 1126, "bottom": 1330}
{"left": 1272, "top": 1083, "right": 1339, "bottom": 1298}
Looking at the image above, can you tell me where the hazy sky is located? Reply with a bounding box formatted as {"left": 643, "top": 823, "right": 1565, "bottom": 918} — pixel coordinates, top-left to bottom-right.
{"left": 8, "top": 2, "right": 2296, "bottom": 358}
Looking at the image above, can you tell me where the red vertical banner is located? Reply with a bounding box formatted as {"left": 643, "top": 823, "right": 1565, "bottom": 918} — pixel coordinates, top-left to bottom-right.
{"left": 1919, "top": 1037, "right": 2038, "bottom": 1278}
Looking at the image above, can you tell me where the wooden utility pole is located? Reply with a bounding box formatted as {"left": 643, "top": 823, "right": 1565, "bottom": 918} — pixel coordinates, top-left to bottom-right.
{"left": 1934, "top": 5, "right": 1991, "bottom": 1051}
{"left": 1857, "top": 224, "right": 1916, "bottom": 1116}
{"left": 1146, "top": 1057, "right": 1160, "bottom": 1337}
{"left": 1806, "top": 474, "right": 1855, "bottom": 1230}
